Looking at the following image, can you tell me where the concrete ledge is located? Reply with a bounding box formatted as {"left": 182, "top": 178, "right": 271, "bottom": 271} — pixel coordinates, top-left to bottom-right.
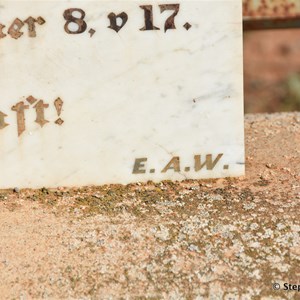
{"left": 0, "top": 112, "right": 299, "bottom": 299}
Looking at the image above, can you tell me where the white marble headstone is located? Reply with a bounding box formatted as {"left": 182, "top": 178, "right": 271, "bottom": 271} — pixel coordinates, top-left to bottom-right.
{"left": 0, "top": 0, "right": 244, "bottom": 188}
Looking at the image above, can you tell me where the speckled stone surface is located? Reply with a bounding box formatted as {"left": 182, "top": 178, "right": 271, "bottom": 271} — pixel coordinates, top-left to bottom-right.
{"left": 0, "top": 112, "right": 299, "bottom": 299}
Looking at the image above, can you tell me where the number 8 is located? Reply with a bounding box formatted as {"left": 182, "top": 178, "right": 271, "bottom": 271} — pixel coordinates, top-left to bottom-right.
{"left": 63, "top": 8, "right": 87, "bottom": 34}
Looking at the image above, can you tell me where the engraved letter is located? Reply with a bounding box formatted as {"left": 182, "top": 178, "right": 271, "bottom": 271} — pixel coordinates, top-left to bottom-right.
{"left": 133, "top": 158, "right": 147, "bottom": 174}
{"left": 34, "top": 100, "right": 49, "bottom": 127}
{"left": 24, "top": 16, "right": 46, "bottom": 38}
{"left": 0, "top": 112, "right": 9, "bottom": 130}
{"left": 8, "top": 18, "right": 24, "bottom": 39}
{"left": 161, "top": 157, "right": 180, "bottom": 173}
{"left": 11, "top": 102, "right": 29, "bottom": 136}
{"left": 108, "top": 12, "right": 128, "bottom": 33}
{"left": 194, "top": 154, "right": 223, "bottom": 171}
{"left": 0, "top": 24, "right": 6, "bottom": 39}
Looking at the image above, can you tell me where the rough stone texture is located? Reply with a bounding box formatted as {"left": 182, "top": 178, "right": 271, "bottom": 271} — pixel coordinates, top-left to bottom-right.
{"left": 0, "top": 112, "right": 299, "bottom": 299}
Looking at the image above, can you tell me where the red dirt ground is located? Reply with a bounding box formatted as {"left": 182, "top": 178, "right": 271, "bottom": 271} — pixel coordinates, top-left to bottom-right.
{"left": 244, "top": 29, "right": 300, "bottom": 113}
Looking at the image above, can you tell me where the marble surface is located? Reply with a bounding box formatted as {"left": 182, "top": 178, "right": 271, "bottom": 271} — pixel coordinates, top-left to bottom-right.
{"left": 0, "top": 0, "right": 244, "bottom": 188}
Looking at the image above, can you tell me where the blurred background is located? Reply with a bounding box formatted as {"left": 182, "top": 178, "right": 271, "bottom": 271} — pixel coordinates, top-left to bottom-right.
{"left": 243, "top": 0, "right": 300, "bottom": 113}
